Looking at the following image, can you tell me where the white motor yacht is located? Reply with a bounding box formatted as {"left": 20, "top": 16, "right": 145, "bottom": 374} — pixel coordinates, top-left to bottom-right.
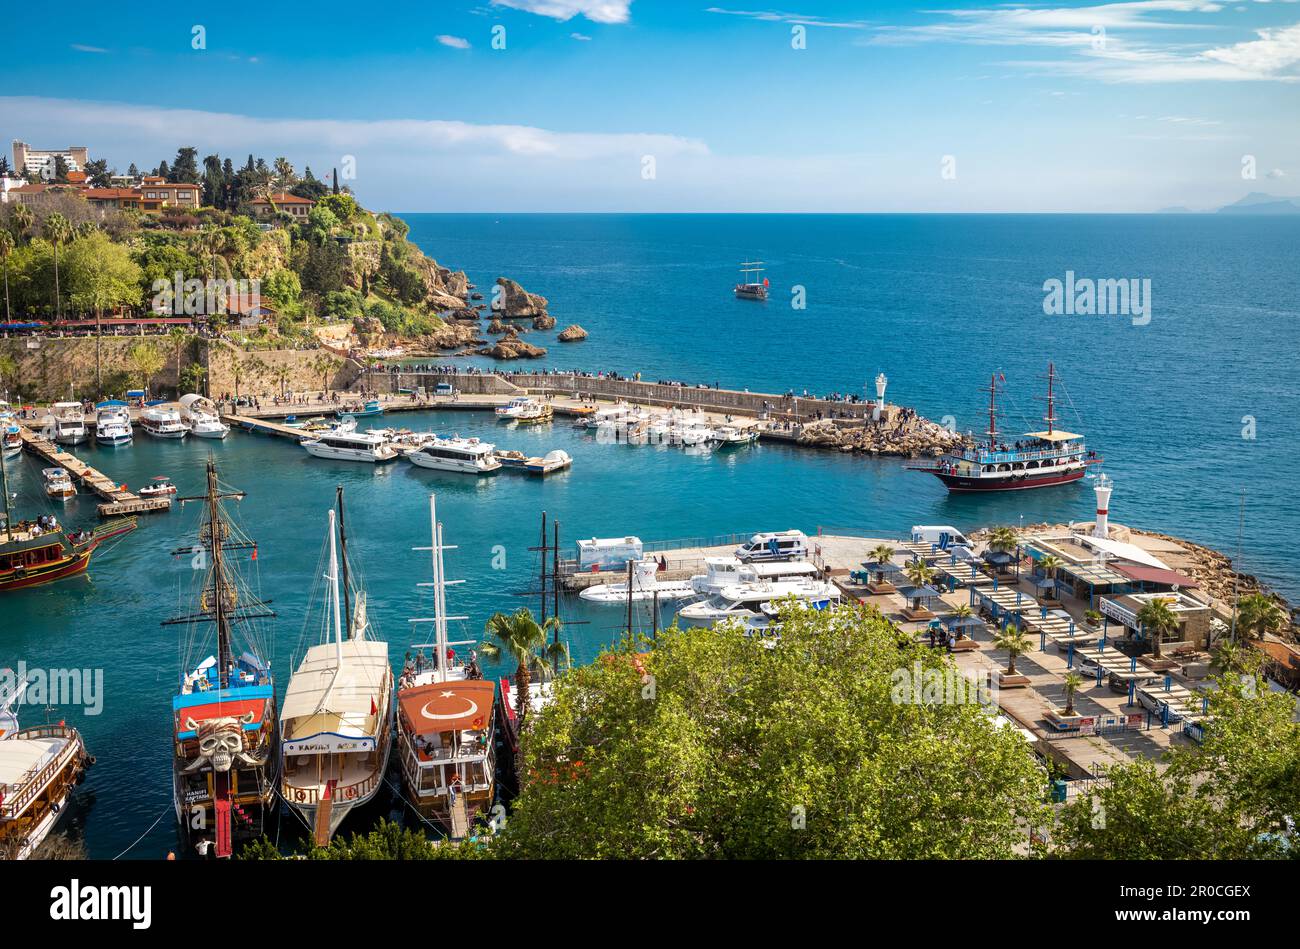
{"left": 579, "top": 559, "right": 697, "bottom": 604}
{"left": 405, "top": 436, "right": 501, "bottom": 474}
{"left": 47, "top": 402, "right": 87, "bottom": 446}
{"left": 140, "top": 405, "right": 189, "bottom": 439}
{"left": 178, "top": 394, "right": 230, "bottom": 439}
{"left": 94, "top": 404, "right": 133, "bottom": 446}
{"left": 677, "top": 579, "right": 841, "bottom": 626}
{"left": 301, "top": 429, "right": 398, "bottom": 463}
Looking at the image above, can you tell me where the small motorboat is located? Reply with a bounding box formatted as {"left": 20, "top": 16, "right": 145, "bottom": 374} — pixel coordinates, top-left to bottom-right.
{"left": 336, "top": 399, "right": 383, "bottom": 419}
{"left": 42, "top": 467, "right": 76, "bottom": 500}
{"left": 138, "top": 476, "right": 178, "bottom": 498}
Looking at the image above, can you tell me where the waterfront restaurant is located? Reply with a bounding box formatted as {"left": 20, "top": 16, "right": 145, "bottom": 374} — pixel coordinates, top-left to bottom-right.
{"left": 1098, "top": 591, "right": 1213, "bottom": 652}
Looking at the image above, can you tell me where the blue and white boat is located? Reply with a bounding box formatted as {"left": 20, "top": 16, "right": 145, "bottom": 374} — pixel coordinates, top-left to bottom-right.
{"left": 336, "top": 399, "right": 383, "bottom": 419}
{"left": 94, "top": 403, "right": 133, "bottom": 446}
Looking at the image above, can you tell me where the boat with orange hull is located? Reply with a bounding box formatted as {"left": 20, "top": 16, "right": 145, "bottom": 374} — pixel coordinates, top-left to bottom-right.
{"left": 908, "top": 363, "right": 1102, "bottom": 493}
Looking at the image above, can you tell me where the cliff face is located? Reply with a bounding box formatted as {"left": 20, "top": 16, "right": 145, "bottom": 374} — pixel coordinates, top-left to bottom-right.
{"left": 415, "top": 256, "right": 472, "bottom": 312}
{"left": 493, "top": 277, "right": 549, "bottom": 318}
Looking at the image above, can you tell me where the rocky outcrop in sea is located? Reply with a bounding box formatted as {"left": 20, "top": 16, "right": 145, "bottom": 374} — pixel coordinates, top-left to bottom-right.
{"left": 477, "top": 326, "right": 547, "bottom": 359}
{"left": 493, "top": 277, "right": 549, "bottom": 318}
{"left": 558, "top": 324, "right": 588, "bottom": 342}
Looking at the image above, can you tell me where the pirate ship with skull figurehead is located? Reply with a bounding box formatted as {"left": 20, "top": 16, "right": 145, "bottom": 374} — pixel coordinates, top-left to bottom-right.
{"left": 167, "top": 459, "right": 278, "bottom": 858}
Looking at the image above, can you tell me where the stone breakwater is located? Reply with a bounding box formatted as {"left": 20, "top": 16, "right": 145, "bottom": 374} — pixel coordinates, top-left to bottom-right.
{"left": 794, "top": 416, "right": 971, "bottom": 458}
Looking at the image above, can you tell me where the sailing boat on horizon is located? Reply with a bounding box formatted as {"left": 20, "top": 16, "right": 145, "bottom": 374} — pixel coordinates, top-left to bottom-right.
{"left": 167, "top": 459, "right": 278, "bottom": 859}
{"left": 280, "top": 486, "right": 394, "bottom": 846}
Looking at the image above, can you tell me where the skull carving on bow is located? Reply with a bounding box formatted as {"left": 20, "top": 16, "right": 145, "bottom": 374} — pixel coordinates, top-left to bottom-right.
{"left": 185, "top": 712, "right": 257, "bottom": 773}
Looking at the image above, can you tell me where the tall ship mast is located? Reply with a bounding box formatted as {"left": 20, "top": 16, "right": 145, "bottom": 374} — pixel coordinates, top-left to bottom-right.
{"left": 734, "top": 261, "right": 769, "bottom": 300}
{"left": 280, "top": 486, "right": 394, "bottom": 847}
{"left": 907, "top": 362, "right": 1102, "bottom": 492}
{"left": 395, "top": 493, "right": 497, "bottom": 839}
{"left": 167, "top": 459, "right": 278, "bottom": 859}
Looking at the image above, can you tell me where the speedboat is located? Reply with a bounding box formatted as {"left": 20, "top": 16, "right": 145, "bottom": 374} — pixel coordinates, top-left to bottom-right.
{"left": 405, "top": 436, "right": 501, "bottom": 474}
{"left": 300, "top": 429, "right": 398, "bottom": 463}
{"left": 140, "top": 405, "right": 188, "bottom": 439}
{"left": 580, "top": 559, "right": 696, "bottom": 604}
{"left": 42, "top": 467, "right": 76, "bottom": 500}
{"left": 138, "top": 476, "right": 177, "bottom": 498}
{"left": 178, "top": 394, "right": 229, "bottom": 439}
{"left": 94, "top": 404, "right": 133, "bottom": 446}
{"left": 0, "top": 675, "right": 92, "bottom": 860}
{"left": 47, "top": 403, "right": 87, "bottom": 446}
{"left": 677, "top": 579, "right": 841, "bottom": 626}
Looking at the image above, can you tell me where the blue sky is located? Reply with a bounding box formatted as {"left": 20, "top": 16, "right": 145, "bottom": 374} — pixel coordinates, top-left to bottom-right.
{"left": 1, "top": 1, "right": 1297, "bottom": 211}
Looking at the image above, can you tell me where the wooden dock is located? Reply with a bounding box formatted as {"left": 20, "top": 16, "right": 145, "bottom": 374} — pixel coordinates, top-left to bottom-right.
{"left": 223, "top": 413, "right": 310, "bottom": 441}
{"left": 17, "top": 425, "right": 172, "bottom": 517}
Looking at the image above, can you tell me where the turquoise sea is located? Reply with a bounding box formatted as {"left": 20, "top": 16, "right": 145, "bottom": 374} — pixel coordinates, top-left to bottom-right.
{"left": 3, "top": 213, "right": 1298, "bottom": 858}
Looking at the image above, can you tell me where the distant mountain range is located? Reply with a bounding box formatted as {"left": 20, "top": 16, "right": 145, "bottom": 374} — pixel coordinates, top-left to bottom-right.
{"left": 1158, "top": 192, "right": 1300, "bottom": 215}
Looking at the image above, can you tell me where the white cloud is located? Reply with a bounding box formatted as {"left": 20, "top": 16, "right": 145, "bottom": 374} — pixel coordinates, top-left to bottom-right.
{"left": 70, "top": 44, "right": 109, "bottom": 53}
{"left": 705, "top": 7, "right": 870, "bottom": 28}
{"left": 436, "top": 35, "right": 471, "bottom": 49}
{"left": 490, "top": 0, "right": 632, "bottom": 23}
{"left": 1266, "top": 167, "right": 1288, "bottom": 177}
{"left": 571, "top": 32, "right": 593, "bottom": 40}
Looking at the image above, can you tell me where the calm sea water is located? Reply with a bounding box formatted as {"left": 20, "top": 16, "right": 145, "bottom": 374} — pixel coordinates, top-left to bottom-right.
{"left": 2, "top": 214, "right": 1297, "bottom": 858}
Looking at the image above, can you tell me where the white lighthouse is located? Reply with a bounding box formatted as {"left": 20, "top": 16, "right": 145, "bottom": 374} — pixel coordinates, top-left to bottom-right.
{"left": 873, "top": 372, "right": 888, "bottom": 422}
{"left": 1093, "top": 474, "right": 1113, "bottom": 539}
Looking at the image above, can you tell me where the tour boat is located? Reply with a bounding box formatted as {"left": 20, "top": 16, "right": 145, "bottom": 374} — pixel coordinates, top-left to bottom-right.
{"left": 497, "top": 398, "right": 551, "bottom": 424}
{"left": 734, "top": 261, "right": 769, "bottom": 301}
{"left": 281, "top": 488, "right": 394, "bottom": 846}
{"left": 336, "top": 399, "right": 383, "bottom": 419}
{"left": 496, "top": 397, "right": 532, "bottom": 419}
{"left": 93, "top": 404, "right": 133, "bottom": 447}
{"left": 715, "top": 424, "right": 760, "bottom": 447}
{"left": 907, "top": 363, "right": 1102, "bottom": 492}
{"left": 688, "top": 557, "right": 820, "bottom": 597}
{"left": 179, "top": 394, "right": 230, "bottom": 439}
{"left": 1, "top": 404, "right": 20, "bottom": 456}
{"left": 580, "top": 559, "right": 697, "bottom": 604}
{"left": 405, "top": 436, "right": 501, "bottom": 475}
{"left": 0, "top": 675, "right": 92, "bottom": 860}
{"left": 138, "top": 476, "right": 177, "bottom": 498}
{"left": 300, "top": 429, "right": 398, "bottom": 463}
{"left": 47, "top": 403, "right": 87, "bottom": 446}
{"left": 677, "top": 578, "right": 840, "bottom": 626}
{"left": 42, "top": 468, "right": 76, "bottom": 501}
{"left": 140, "top": 405, "right": 189, "bottom": 439}
{"left": 395, "top": 493, "right": 498, "bottom": 836}
{"left": 167, "top": 460, "right": 279, "bottom": 858}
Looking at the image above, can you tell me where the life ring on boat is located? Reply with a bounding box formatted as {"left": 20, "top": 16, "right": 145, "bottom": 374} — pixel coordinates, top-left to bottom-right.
{"left": 295, "top": 789, "right": 306, "bottom": 802}
{"left": 345, "top": 786, "right": 357, "bottom": 800}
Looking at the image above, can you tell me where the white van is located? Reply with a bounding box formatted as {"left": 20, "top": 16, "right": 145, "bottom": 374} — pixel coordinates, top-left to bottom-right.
{"left": 735, "top": 530, "right": 809, "bottom": 563}
{"left": 910, "top": 525, "right": 972, "bottom": 551}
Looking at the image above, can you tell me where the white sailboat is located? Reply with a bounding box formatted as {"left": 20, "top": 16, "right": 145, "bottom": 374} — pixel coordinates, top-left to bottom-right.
{"left": 280, "top": 488, "right": 394, "bottom": 846}
{"left": 395, "top": 494, "right": 497, "bottom": 837}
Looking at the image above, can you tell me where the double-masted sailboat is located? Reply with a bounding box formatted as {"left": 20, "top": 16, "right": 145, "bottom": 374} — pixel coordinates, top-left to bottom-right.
{"left": 280, "top": 486, "right": 394, "bottom": 846}
{"left": 395, "top": 494, "right": 497, "bottom": 838}
{"left": 166, "top": 459, "right": 278, "bottom": 858}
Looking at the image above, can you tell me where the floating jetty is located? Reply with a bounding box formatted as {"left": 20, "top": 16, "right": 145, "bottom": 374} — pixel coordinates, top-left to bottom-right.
{"left": 16, "top": 425, "right": 171, "bottom": 517}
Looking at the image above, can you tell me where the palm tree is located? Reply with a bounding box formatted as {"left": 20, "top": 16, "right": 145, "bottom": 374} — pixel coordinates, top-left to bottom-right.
{"left": 1212, "top": 639, "right": 1251, "bottom": 676}
{"left": 314, "top": 353, "right": 340, "bottom": 391}
{"left": 1036, "top": 553, "right": 1064, "bottom": 600}
{"left": 993, "top": 621, "right": 1031, "bottom": 675}
{"left": 1135, "top": 597, "right": 1179, "bottom": 659}
{"left": 231, "top": 358, "right": 246, "bottom": 398}
{"left": 988, "top": 526, "right": 1018, "bottom": 552}
{"left": 167, "top": 327, "right": 191, "bottom": 387}
{"left": 273, "top": 364, "right": 291, "bottom": 398}
{"left": 904, "top": 558, "right": 933, "bottom": 588}
{"left": 10, "top": 203, "right": 33, "bottom": 242}
{"left": 869, "top": 543, "right": 895, "bottom": 585}
{"left": 1061, "top": 671, "right": 1083, "bottom": 716}
{"left": 1235, "top": 593, "right": 1286, "bottom": 642}
{"left": 44, "top": 213, "right": 72, "bottom": 320}
{"left": 480, "top": 607, "right": 567, "bottom": 723}
{"left": 0, "top": 231, "right": 12, "bottom": 323}
{"left": 948, "top": 603, "right": 974, "bottom": 640}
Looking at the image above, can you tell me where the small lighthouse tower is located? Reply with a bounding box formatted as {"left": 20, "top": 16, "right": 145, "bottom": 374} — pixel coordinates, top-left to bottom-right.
{"left": 1093, "top": 474, "right": 1113, "bottom": 539}
{"left": 873, "top": 372, "right": 888, "bottom": 422}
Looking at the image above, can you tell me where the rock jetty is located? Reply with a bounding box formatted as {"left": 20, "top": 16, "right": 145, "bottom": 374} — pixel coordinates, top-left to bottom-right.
{"left": 793, "top": 416, "right": 969, "bottom": 458}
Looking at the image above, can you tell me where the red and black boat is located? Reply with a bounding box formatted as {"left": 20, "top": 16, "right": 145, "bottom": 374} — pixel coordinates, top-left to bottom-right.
{"left": 908, "top": 363, "right": 1102, "bottom": 493}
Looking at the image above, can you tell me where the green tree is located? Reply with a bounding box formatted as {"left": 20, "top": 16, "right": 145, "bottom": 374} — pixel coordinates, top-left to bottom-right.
{"left": 84, "top": 158, "right": 112, "bottom": 188}
{"left": 903, "top": 558, "right": 933, "bottom": 589}
{"left": 494, "top": 604, "right": 1048, "bottom": 859}
{"left": 0, "top": 231, "right": 13, "bottom": 322}
{"left": 44, "top": 212, "right": 72, "bottom": 320}
{"left": 180, "top": 362, "right": 207, "bottom": 397}
{"left": 1235, "top": 593, "right": 1286, "bottom": 642}
{"left": 0, "top": 352, "right": 16, "bottom": 400}
{"left": 480, "top": 607, "right": 566, "bottom": 724}
{"left": 65, "top": 231, "right": 144, "bottom": 393}
{"left": 993, "top": 621, "right": 1031, "bottom": 675}
{"left": 1061, "top": 671, "right": 1083, "bottom": 716}
{"left": 869, "top": 543, "right": 895, "bottom": 585}
{"left": 166, "top": 326, "right": 191, "bottom": 382}
{"left": 127, "top": 342, "right": 165, "bottom": 395}
{"left": 9, "top": 203, "right": 33, "bottom": 242}
{"left": 241, "top": 820, "right": 485, "bottom": 860}
{"left": 988, "top": 526, "right": 1018, "bottom": 553}
{"left": 1136, "top": 596, "right": 1179, "bottom": 659}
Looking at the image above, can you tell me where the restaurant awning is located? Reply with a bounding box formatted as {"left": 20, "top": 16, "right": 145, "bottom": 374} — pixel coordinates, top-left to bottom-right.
{"left": 1110, "top": 563, "right": 1198, "bottom": 588}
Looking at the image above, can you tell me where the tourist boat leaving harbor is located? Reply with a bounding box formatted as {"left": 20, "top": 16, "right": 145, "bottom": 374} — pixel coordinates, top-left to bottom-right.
{"left": 907, "top": 363, "right": 1101, "bottom": 493}
{"left": 336, "top": 399, "right": 383, "bottom": 419}
{"left": 179, "top": 394, "right": 230, "bottom": 439}
{"left": 42, "top": 468, "right": 76, "bottom": 501}
{"left": 167, "top": 460, "right": 278, "bottom": 858}
{"left": 580, "top": 559, "right": 696, "bottom": 604}
{"left": 0, "top": 675, "right": 92, "bottom": 860}
{"left": 140, "top": 405, "right": 189, "bottom": 439}
{"left": 405, "top": 436, "right": 501, "bottom": 474}
{"left": 47, "top": 403, "right": 87, "bottom": 446}
{"left": 300, "top": 429, "right": 399, "bottom": 464}
{"left": 93, "top": 403, "right": 133, "bottom": 446}
{"left": 281, "top": 487, "right": 394, "bottom": 846}
{"left": 395, "top": 494, "right": 498, "bottom": 836}
{"left": 734, "top": 261, "right": 769, "bottom": 300}
{"left": 677, "top": 578, "right": 840, "bottom": 626}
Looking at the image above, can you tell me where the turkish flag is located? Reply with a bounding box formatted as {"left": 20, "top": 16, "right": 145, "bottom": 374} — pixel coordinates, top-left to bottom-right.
{"left": 370, "top": 698, "right": 377, "bottom": 715}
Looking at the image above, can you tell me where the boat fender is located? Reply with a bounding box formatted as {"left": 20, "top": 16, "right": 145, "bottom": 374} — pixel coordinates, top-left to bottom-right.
{"left": 86, "top": 755, "right": 97, "bottom": 766}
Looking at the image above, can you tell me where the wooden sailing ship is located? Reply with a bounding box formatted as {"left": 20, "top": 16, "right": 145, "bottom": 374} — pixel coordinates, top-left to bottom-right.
{"left": 167, "top": 459, "right": 279, "bottom": 858}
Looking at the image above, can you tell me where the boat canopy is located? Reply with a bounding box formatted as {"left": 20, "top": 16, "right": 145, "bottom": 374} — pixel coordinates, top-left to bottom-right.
{"left": 0, "top": 734, "right": 64, "bottom": 786}
{"left": 1023, "top": 430, "right": 1082, "bottom": 442}
{"left": 398, "top": 679, "right": 495, "bottom": 737}
{"left": 281, "top": 640, "right": 390, "bottom": 739}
